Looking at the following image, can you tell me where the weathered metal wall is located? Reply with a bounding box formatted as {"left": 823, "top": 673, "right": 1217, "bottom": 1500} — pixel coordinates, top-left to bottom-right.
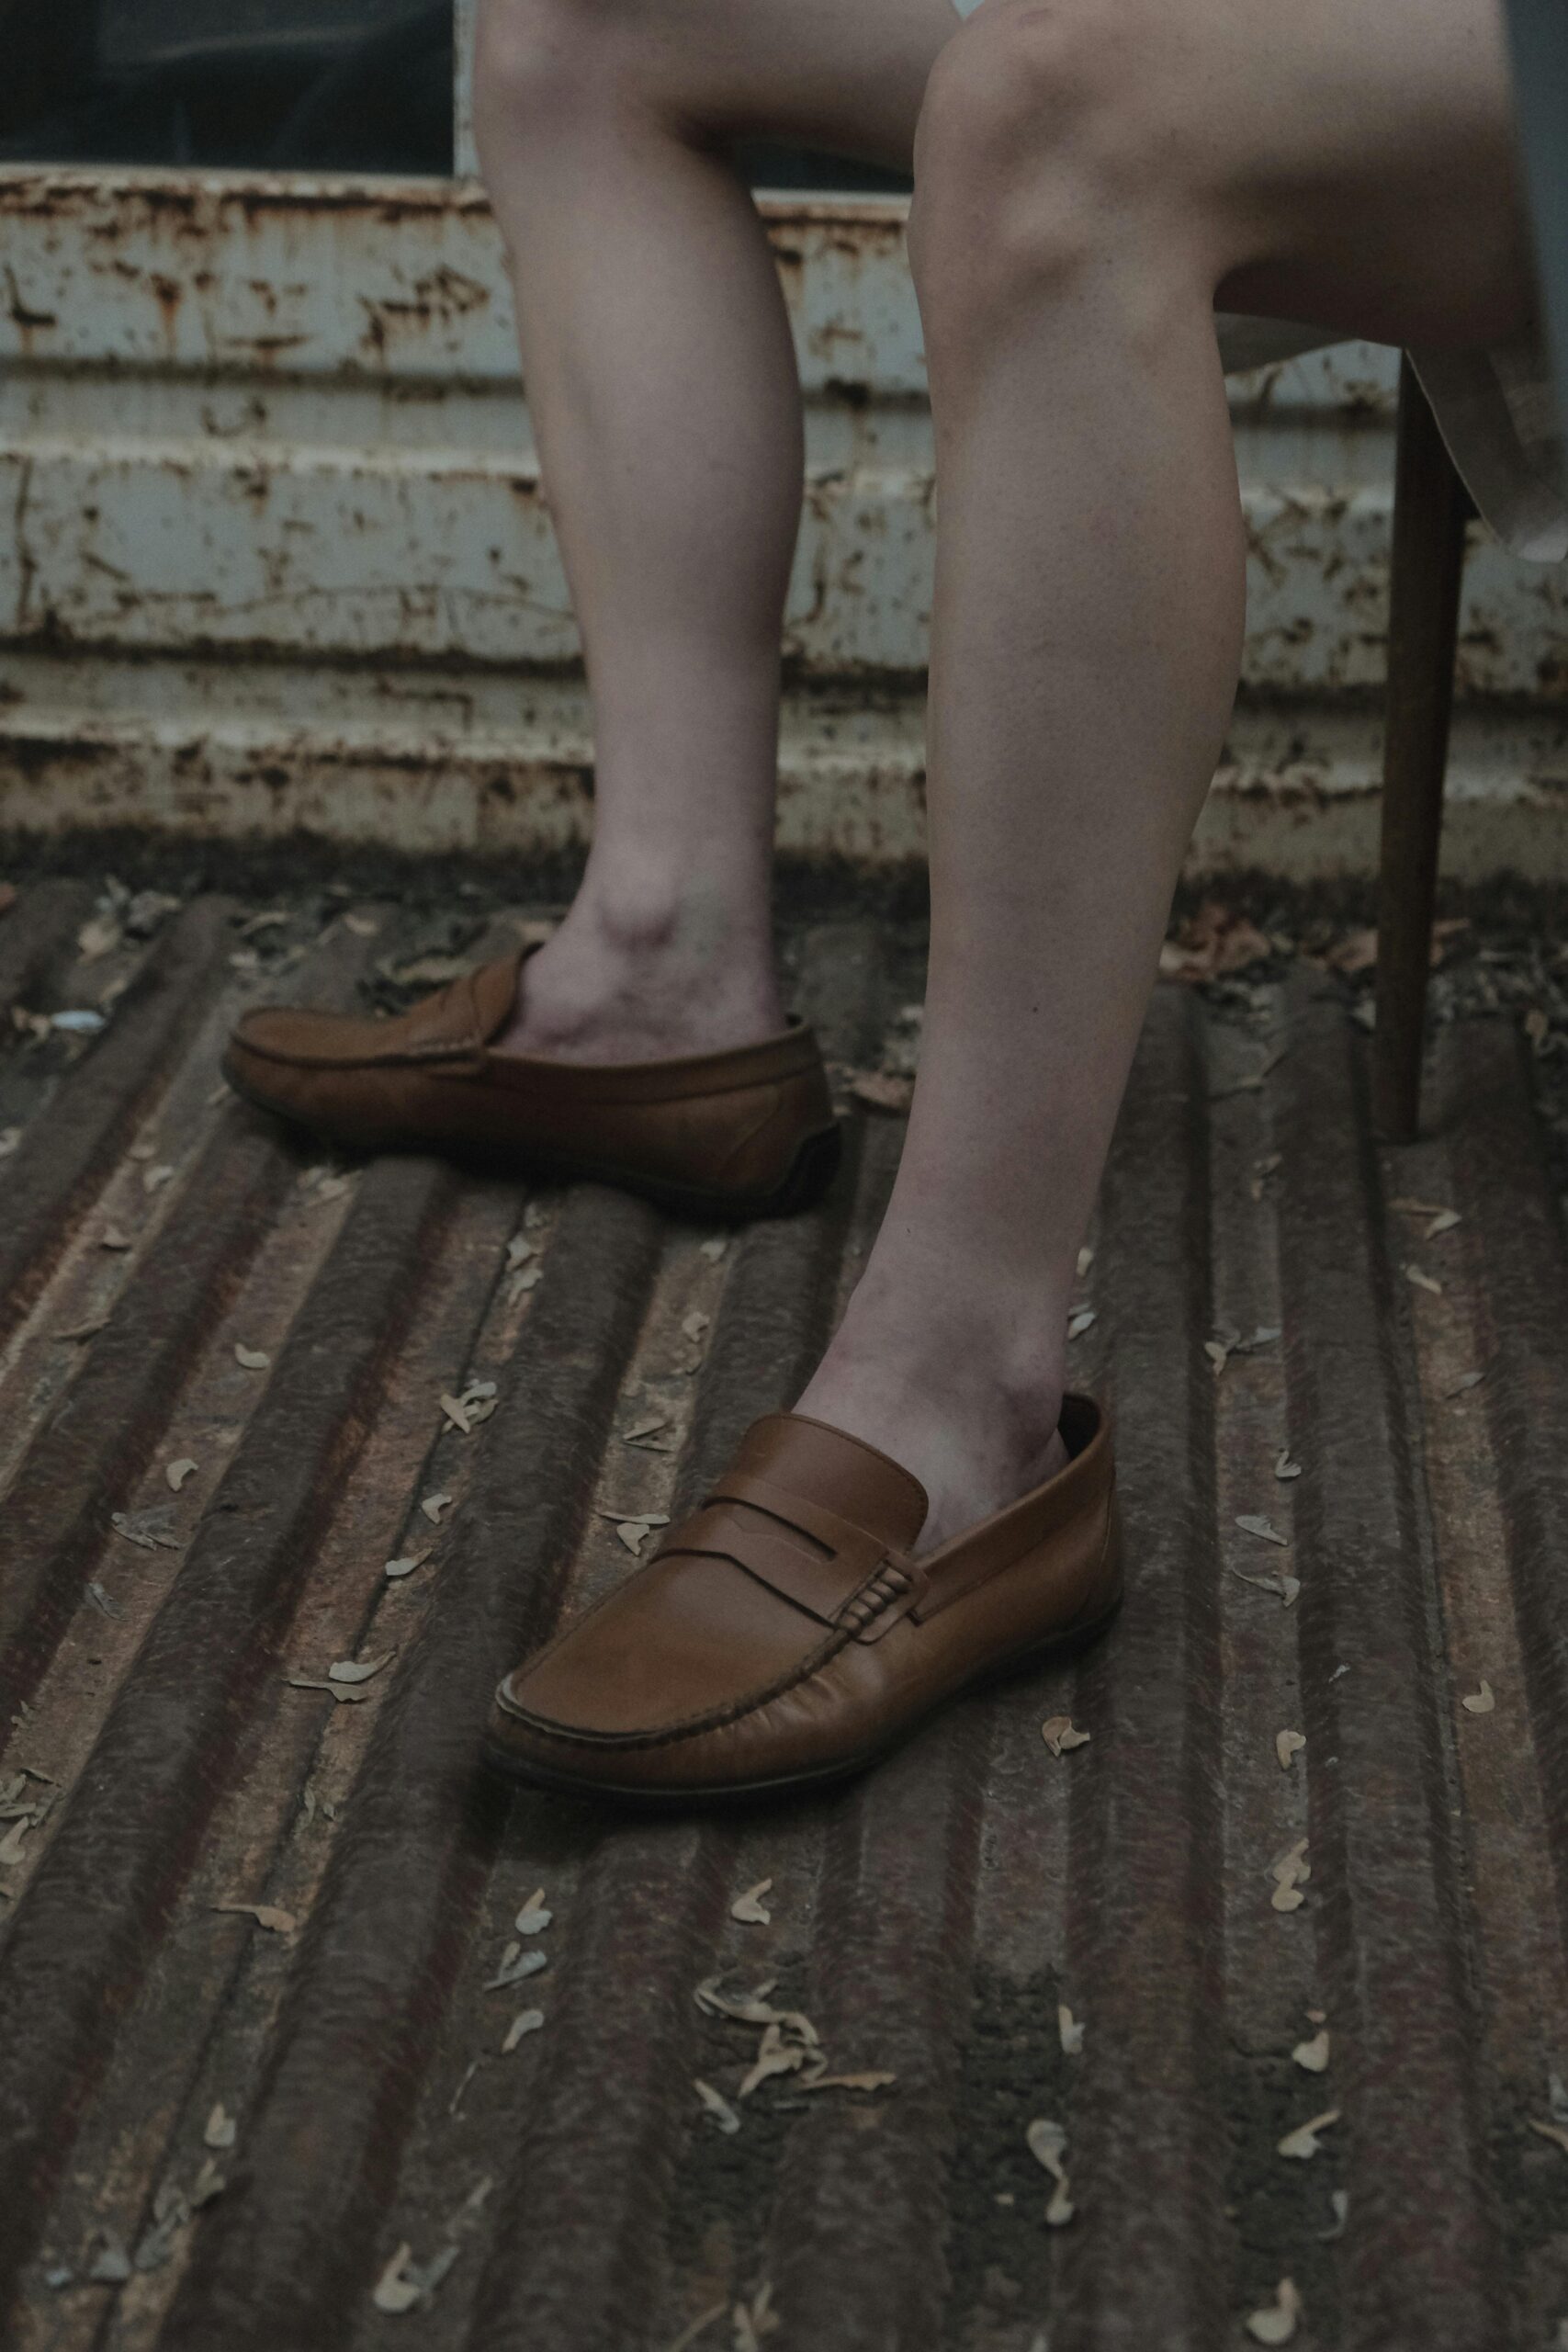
{"left": 0, "top": 166, "right": 1563, "bottom": 870}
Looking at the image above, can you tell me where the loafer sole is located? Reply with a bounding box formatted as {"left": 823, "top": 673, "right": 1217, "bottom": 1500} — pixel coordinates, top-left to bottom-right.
{"left": 223, "top": 1051, "right": 843, "bottom": 1223}
{"left": 480, "top": 1595, "right": 1122, "bottom": 1809}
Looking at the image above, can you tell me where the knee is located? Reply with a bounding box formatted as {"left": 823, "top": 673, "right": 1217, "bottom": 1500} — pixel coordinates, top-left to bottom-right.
{"left": 908, "top": 0, "right": 1173, "bottom": 340}
{"left": 473, "top": 0, "right": 623, "bottom": 154}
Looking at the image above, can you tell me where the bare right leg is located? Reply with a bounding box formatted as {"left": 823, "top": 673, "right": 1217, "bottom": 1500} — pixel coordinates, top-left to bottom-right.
{"left": 472, "top": 0, "right": 956, "bottom": 1059}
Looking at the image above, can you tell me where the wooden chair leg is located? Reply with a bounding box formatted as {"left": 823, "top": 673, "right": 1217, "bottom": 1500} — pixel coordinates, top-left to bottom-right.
{"left": 1372, "top": 356, "right": 1471, "bottom": 1143}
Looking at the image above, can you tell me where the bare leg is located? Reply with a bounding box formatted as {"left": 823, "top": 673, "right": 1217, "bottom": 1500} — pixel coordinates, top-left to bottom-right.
{"left": 798, "top": 0, "right": 1534, "bottom": 1547}
{"left": 472, "top": 0, "right": 954, "bottom": 1058}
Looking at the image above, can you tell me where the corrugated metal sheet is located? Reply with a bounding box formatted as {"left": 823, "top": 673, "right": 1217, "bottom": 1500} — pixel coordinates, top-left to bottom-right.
{"left": 0, "top": 167, "right": 1563, "bottom": 875}
{"left": 4, "top": 871, "right": 1568, "bottom": 2349}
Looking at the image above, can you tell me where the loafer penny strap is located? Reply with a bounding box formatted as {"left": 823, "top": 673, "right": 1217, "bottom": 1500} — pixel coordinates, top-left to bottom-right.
{"left": 654, "top": 1470, "right": 904, "bottom": 1628}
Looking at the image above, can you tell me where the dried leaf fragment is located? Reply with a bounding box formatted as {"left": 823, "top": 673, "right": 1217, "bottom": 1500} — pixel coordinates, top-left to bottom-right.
{"left": 485, "top": 1942, "right": 548, "bottom": 1992}
{"left": 1269, "top": 1838, "right": 1311, "bottom": 1914}
{"left": 1446, "top": 1369, "right": 1487, "bottom": 1398}
{"left": 384, "top": 1550, "right": 431, "bottom": 1580}
{"left": 502, "top": 2008, "right": 545, "bottom": 2052}
{"left": 623, "top": 1413, "right": 671, "bottom": 1447}
{"left": 77, "top": 911, "right": 123, "bottom": 962}
{"left": 695, "top": 2078, "right": 741, "bottom": 2135}
{"left": 1066, "top": 1308, "right": 1097, "bottom": 1341}
{"left": 1025, "top": 2118, "right": 1075, "bottom": 2226}
{"left": 850, "top": 1071, "right": 914, "bottom": 1114}
{"left": 1404, "top": 1263, "right": 1444, "bottom": 1296}
{"left": 205, "top": 2101, "right": 238, "bottom": 2150}
{"left": 1058, "top": 2003, "right": 1085, "bottom": 2056}
{"left": 700, "top": 1236, "right": 728, "bottom": 1262}
{"left": 1246, "top": 2278, "right": 1302, "bottom": 2346}
{"left": 1292, "top": 2029, "right": 1330, "bottom": 2074}
{"left": 372, "top": 2243, "right": 424, "bottom": 2315}
{"left": 1227, "top": 1566, "right": 1302, "bottom": 1608}
{"left": 732, "top": 2282, "right": 780, "bottom": 2351}
{"left": 1236, "top": 1514, "right": 1289, "bottom": 1548}
{"left": 1041, "top": 1715, "right": 1091, "bottom": 1758}
{"left": 681, "top": 1309, "right": 711, "bottom": 1343}
{"left": 1276, "top": 1729, "right": 1306, "bottom": 1771}
{"left": 233, "top": 1343, "right": 270, "bottom": 1371}
{"left": 328, "top": 1652, "right": 392, "bottom": 1686}
{"left": 165, "top": 1457, "right": 198, "bottom": 1492}
{"left": 1461, "top": 1679, "right": 1495, "bottom": 1714}
{"left": 739, "top": 2022, "right": 809, "bottom": 2098}
{"left": 286, "top": 1674, "right": 367, "bottom": 1705}
{"left": 1274, "top": 1449, "right": 1302, "bottom": 1481}
{"left": 731, "top": 1878, "right": 773, "bottom": 1926}
{"left": 1277, "top": 2108, "right": 1340, "bottom": 2161}
{"left": 1529, "top": 2118, "right": 1568, "bottom": 2156}
{"left": 798, "top": 2068, "right": 897, "bottom": 2095}
{"left": 421, "top": 1492, "right": 453, "bottom": 1524}
{"left": 87, "top": 2230, "right": 133, "bottom": 2285}
{"left": 111, "top": 1510, "right": 182, "bottom": 1553}
{"left": 514, "top": 1890, "right": 552, "bottom": 1935}
{"left": 212, "top": 1900, "right": 297, "bottom": 1935}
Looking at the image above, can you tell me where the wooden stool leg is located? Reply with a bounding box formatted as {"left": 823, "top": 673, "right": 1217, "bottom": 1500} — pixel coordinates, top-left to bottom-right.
{"left": 1372, "top": 356, "right": 1471, "bottom": 1143}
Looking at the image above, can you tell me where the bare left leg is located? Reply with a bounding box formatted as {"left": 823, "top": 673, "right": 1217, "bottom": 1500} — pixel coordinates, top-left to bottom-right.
{"left": 797, "top": 0, "right": 1534, "bottom": 1546}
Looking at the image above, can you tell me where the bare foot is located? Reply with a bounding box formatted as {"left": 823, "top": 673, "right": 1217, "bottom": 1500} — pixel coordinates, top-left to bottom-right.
{"left": 496, "top": 884, "right": 785, "bottom": 1064}
{"left": 795, "top": 1280, "right": 1071, "bottom": 1555}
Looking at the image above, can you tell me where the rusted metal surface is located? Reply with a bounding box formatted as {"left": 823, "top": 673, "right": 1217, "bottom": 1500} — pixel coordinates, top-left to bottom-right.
{"left": 5, "top": 869, "right": 1568, "bottom": 2350}
{"left": 0, "top": 166, "right": 1564, "bottom": 875}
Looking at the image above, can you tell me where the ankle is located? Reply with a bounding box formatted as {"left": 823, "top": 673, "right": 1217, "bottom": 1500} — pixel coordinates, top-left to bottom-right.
{"left": 797, "top": 1286, "right": 1070, "bottom": 1552}
{"left": 500, "top": 875, "right": 784, "bottom": 1061}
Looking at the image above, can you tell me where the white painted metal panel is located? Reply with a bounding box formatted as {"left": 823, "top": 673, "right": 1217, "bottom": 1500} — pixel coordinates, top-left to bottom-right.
{"left": 0, "top": 165, "right": 1562, "bottom": 873}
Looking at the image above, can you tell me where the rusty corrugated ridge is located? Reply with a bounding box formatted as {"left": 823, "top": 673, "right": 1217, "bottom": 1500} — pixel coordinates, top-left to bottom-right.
{"left": 4, "top": 876, "right": 1568, "bottom": 2352}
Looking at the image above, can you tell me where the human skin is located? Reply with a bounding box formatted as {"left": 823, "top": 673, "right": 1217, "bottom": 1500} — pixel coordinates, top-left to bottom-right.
{"left": 473, "top": 0, "right": 1534, "bottom": 1547}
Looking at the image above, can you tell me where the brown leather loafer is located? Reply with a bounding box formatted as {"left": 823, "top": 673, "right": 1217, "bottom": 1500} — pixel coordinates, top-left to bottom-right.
{"left": 223, "top": 949, "right": 840, "bottom": 1218}
{"left": 486, "top": 1394, "right": 1121, "bottom": 1803}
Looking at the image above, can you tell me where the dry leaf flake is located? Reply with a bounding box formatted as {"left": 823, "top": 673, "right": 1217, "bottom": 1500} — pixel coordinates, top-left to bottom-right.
{"left": 514, "top": 1889, "right": 552, "bottom": 1935}
{"left": 850, "top": 1071, "right": 914, "bottom": 1114}
{"left": 441, "top": 1380, "right": 499, "bottom": 1435}
{"left": 328, "top": 1652, "right": 392, "bottom": 1686}
{"left": 1529, "top": 2119, "right": 1568, "bottom": 2157}
{"left": 733, "top": 2283, "right": 781, "bottom": 2352}
{"left": 1404, "top": 1262, "right": 1445, "bottom": 1296}
{"left": 1269, "top": 1838, "right": 1311, "bottom": 1914}
{"left": 165, "top": 1457, "right": 198, "bottom": 1492}
{"left": 1236, "top": 1513, "right": 1289, "bottom": 1548}
{"left": 421, "top": 1492, "right": 454, "bottom": 1524}
{"left": 1041, "top": 1715, "right": 1091, "bottom": 1758}
{"left": 212, "top": 1900, "right": 296, "bottom": 1935}
{"left": 1058, "top": 2003, "right": 1085, "bottom": 2056}
{"left": 502, "top": 2008, "right": 545, "bottom": 2053}
{"left": 731, "top": 1878, "right": 773, "bottom": 1926}
{"left": 1276, "top": 1729, "right": 1306, "bottom": 1771}
{"left": 204, "top": 2102, "right": 238, "bottom": 2150}
{"left": 1292, "top": 2028, "right": 1331, "bottom": 2074}
{"left": 286, "top": 1674, "right": 367, "bottom": 1706}
{"left": 1228, "top": 1566, "right": 1302, "bottom": 1608}
{"left": 1025, "top": 2118, "right": 1076, "bottom": 2227}
{"left": 1066, "top": 1308, "right": 1097, "bottom": 1341}
{"left": 1461, "top": 1679, "right": 1496, "bottom": 1715}
{"left": 485, "top": 1942, "right": 548, "bottom": 1993}
{"left": 384, "top": 1550, "right": 431, "bottom": 1580}
{"left": 233, "top": 1343, "right": 270, "bottom": 1371}
{"left": 695, "top": 2078, "right": 742, "bottom": 2135}
{"left": 1274, "top": 1449, "right": 1303, "bottom": 1481}
{"left": 1278, "top": 2107, "right": 1340, "bottom": 2161}
{"left": 624, "top": 1412, "right": 677, "bottom": 1453}
{"left": 1247, "top": 2278, "right": 1303, "bottom": 2346}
